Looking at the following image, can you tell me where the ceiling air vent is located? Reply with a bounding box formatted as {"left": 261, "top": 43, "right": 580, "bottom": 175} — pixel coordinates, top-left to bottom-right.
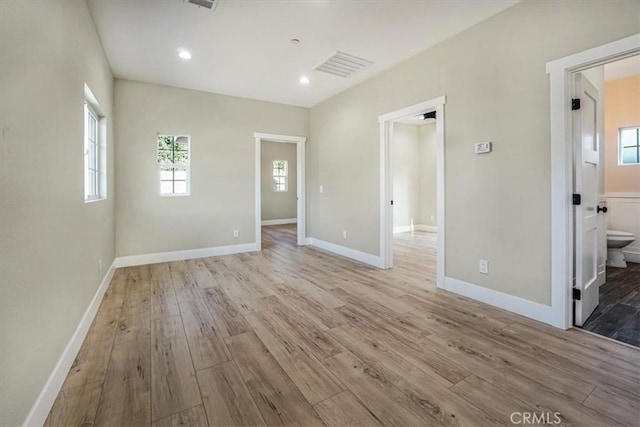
{"left": 187, "top": 0, "right": 217, "bottom": 10}
{"left": 313, "top": 51, "right": 373, "bottom": 78}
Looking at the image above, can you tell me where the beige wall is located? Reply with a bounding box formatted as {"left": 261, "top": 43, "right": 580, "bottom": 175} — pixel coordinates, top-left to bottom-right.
{"left": 605, "top": 74, "right": 640, "bottom": 193}
{"left": 261, "top": 141, "right": 297, "bottom": 221}
{"left": 392, "top": 123, "right": 437, "bottom": 229}
{"left": 0, "top": 1, "right": 115, "bottom": 425}
{"left": 308, "top": 0, "right": 640, "bottom": 305}
{"left": 115, "top": 80, "right": 308, "bottom": 257}
{"left": 418, "top": 123, "right": 437, "bottom": 226}
{"left": 392, "top": 124, "right": 420, "bottom": 229}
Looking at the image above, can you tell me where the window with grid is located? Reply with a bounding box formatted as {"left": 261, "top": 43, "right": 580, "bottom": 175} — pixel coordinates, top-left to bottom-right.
{"left": 619, "top": 126, "right": 640, "bottom": 165}
{"left": 84, "top": 100, "right": 105, "bottom": 201}
{"left": 158, "top": 135, "right": 190, "bottom": 196}
{"left": 272, "top": 160, "right": 288, "bottom": 192}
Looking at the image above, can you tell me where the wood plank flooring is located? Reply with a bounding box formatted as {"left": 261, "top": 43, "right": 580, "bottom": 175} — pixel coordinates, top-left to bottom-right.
{"left": 46, "top": 226, "right": 640, "bottom": 426}
{"left": 582, "top": 261, "right": 640, "bottom": 347}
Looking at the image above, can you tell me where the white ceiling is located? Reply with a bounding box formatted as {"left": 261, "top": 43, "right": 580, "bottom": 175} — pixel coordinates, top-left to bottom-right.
{"left": 605, "top": 54, "right": 640, "bottom": 81}
{"left": 88, "top": 0, "right": 519, "bottom": 108}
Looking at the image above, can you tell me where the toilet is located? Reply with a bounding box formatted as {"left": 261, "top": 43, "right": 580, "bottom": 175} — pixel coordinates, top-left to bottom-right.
{"left": 606, "top": 230, "right": 635, "bottom": 268}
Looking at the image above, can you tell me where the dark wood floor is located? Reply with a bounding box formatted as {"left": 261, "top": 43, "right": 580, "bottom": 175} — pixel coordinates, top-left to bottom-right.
{"left": 45, "top": 225, "right": 640, "bottom": 426}
{"left": 582, "top": 262, "right": 640, "bottom": 347}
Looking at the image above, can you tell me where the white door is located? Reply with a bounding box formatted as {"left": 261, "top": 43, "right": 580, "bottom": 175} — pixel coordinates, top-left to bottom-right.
{"left": 574, "top": 73, "right": 604, "bottom": 326}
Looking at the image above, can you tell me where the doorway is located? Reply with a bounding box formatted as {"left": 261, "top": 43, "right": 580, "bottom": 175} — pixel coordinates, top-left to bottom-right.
{"left": 379, "top": 96, "right": 446, "bottom": 288}
{"left": 573, "top": 56, "right": 640, "bottom": 347}
{"left": 254, "top": 133, "right": 307, "bottom": 249}
{"left": 546, "top": 33, "right": 640, "bottom": 330}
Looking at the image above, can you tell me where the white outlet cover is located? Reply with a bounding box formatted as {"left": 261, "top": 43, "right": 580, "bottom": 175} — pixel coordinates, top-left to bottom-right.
{"left": 479, "top": 259, "right": 489, "bottom": 274}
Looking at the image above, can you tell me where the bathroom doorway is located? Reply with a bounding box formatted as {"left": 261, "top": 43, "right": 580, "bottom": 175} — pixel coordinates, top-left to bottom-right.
{"left": 572, "top": 55, "right": 640, "bottom": 347}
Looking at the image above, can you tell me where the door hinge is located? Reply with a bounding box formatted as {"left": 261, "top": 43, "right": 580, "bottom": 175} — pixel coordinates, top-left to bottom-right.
{"left": 572, "top": 288, "right": 581, "bottom": 300}
{"left": 571, "top": 98, "right": 581, "bottom": 111}
{"left": 572, "top": 194, "right": 581, "bottom": 205}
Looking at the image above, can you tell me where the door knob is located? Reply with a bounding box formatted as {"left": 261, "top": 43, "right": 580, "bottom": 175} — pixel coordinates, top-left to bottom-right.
{"left": 597, "top": 205, "right": 608, "bottom": 213}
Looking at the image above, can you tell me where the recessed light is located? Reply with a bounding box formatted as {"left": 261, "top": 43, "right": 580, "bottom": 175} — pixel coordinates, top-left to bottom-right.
{"left": 290, "top": 38, "right": 300, "bottom": 44}
{"left": 178, "top": 50, "right": 192, "bottom": 60}
{"left": 299, "top": 76, "right": 310, "bottom": 84}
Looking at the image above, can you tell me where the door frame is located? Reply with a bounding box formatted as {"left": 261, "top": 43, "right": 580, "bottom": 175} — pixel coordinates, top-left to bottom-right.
{"left": 378, "top": 96, "right": 446, "bottom": 288}
{"left": 546, "top": 33, "right": 640, "bottom": 329}
{"left": 254, "top": 132, "right": 307, "bottom": 248}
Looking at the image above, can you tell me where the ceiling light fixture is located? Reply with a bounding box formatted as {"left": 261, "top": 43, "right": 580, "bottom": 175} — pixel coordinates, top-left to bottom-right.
{"left": 299, "top": 76, "right": 310, "bottom": 85}
{"left": 178, "top": 50, "right": 192, "bottom": 60}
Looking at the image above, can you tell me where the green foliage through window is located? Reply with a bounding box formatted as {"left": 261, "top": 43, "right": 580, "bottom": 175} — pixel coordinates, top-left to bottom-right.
{"left": 272, "top": 160, "right": 288, "bottom": 191}
{"left": 158, "top": 134, "right": 190, "bottom": 195}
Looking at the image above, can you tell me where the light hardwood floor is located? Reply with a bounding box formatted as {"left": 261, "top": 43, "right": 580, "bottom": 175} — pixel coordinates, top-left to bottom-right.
{"left": 46, "top": 225, "right": 640, "bottom": 426}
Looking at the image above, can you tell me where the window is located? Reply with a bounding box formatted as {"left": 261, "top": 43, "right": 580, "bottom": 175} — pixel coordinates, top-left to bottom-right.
{"left": 84, "top": 84, "right": 106, "bottom": 202}
{"left": 158, "top": 135, "right": 190, "bottom": 195}
{"left": 272, "top": 160, "right": 288, "bottom": 192}
{"left": 619, "top": 126, "right": 640, "bottom": 165}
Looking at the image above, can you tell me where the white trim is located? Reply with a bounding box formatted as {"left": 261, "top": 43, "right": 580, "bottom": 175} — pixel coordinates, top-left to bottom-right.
{"left": 443, "top": 277, "right": 555, "bottom": 326}
{"left": 254, "top": 133, "right": 307, "bottom": 248}
{"left": 393, "top": 225, "right": 412, "bottom": 234}
{"left": 22, "top": 261, "right": 117, "bottom": 427}
{"left": 262, "top": 218, "right": 297, "bottom": 226}
{"left": 393, "top": 224, "right": 437, "bottom": 234}
{"left": 547, "top": 34, "right": 640, "bottom": 330}
{"left": 307, "top": 238, "right": 384, "bottom": 268}
{"left": 605, "top": 192, "right": 640, "bottom": 198}
{"left": 114, "top": 243, "right": 259, "bottom": 268}
{"left": 415, "top": 224, "right": 437, "bottom": 233}
{"left": 379, "top": 96, "right": 446, "bottom": 290}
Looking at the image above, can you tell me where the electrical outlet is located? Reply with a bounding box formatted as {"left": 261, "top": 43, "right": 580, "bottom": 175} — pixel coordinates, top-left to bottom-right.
{"left": 430, "top": 215, "right": 435, "bottom": 221}
{"left": 479, "top": 259, "right": 489, "bottom": 274}
{"left": 320, "top": 185, "right": 324, "bottom": 193}
{"left": 233, "top": 229, "right": 239, "bottom": 238}
{"left": 98, "top": 260, "right": 102, "bottom": 274}
{"left": 342, "top": 230, "right": 347, "bottom": 239}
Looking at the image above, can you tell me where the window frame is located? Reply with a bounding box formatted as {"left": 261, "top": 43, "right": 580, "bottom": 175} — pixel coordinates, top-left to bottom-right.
{"left": 157, "top": 134, "right": 191, "bottom": 197}
{"left": 83, "top": 85, "right": 106, "bottom": 203}
{"left": 618, "top": 125, "right": 640, "bottom": 166}
{"left": 272, "top": 160, "right": 288, "bottom": 192}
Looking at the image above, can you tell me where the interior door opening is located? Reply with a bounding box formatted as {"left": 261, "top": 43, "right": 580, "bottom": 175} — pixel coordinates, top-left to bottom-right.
{"left": 254, "top": 133, "right": 307, "bottom": 250}
{"left": 390, "top": 115, "right": 439, "bottom": 279}
{"left": 379, "top": 96, "right": 446, "bottom": 288}
{"left": 260, "top": 140, "right": 298, "bottom": 246}
{"left": 572, "top": 55, "right": 640, "bottom": 348}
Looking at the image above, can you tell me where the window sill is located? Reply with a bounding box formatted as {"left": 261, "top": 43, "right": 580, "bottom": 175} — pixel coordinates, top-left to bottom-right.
{"left": 160, "top": 193, "right": 191, "bottom": 197}
{"left": 84, "top": 197, "right": 107, "bottom": 204}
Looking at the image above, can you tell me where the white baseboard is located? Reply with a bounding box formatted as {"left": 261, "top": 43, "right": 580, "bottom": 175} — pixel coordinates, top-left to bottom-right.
{"left": 415, "top": 224, "right": 437, "bottom": 233}
{"left": 261, "top": 218, "right": 297, "bottom": 226}
{"left": 623, "top": 248, "right": 640, "bottom": 264}
{"left": 307, "top": 238, "right": 383, "bottom": 268}
{"left": 114, "top": 242, "right": 260, "bottom": 268}
{"left": 393, "top": 225, "right": 412, "bottom": 234}
{"left": 443, "top": 276, "right": 554, "bottom": 326}
{"left": 23, "top": 261, "right": 117, "bottom": 427}
{"left": 393, "top": 224, "right": 437, "bottom": 234}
